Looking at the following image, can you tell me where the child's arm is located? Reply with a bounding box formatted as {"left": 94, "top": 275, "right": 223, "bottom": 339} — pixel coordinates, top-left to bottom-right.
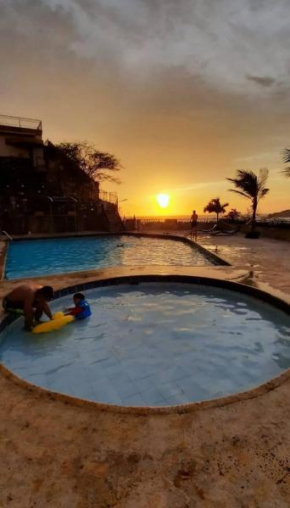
{"left": 65, "top": 307, "right": 83, "bottom": 316}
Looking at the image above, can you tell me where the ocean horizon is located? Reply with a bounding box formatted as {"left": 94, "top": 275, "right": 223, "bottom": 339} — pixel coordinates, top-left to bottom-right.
{"left": 135, "top": 214, "right": 270, "bottom": 221}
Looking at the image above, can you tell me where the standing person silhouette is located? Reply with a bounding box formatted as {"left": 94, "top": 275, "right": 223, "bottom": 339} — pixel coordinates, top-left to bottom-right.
{"left": 189, "top": 210, "right": 198, "bottom": 241}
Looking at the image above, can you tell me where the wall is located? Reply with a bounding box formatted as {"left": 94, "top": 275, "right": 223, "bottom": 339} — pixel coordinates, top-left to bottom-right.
{"left": 0, "top": 135, "right": 30, "bottom": 159}
{"left": 257, "top": 227, "right": 290, "bottom": 242}
{"left": 46, "top": 159, "right": 99, "bottom": 200}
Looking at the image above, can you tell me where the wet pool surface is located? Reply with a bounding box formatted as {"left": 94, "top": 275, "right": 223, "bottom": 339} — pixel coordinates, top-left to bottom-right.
{"left": 0, "top": 283, "right": 289, "bottom": 406}
{"left": 5, "top": 235, "right": 214, "bottom": 279}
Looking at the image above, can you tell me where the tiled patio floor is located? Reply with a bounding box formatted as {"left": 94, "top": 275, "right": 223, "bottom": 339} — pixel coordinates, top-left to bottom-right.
{"left": 197, "top": 233, "right": 290, "bottom": 294}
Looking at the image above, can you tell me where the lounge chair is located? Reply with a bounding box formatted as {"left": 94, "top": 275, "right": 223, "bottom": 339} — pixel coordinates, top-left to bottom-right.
{"left": 200, "top": 219, "right": 251, "bottom": 236}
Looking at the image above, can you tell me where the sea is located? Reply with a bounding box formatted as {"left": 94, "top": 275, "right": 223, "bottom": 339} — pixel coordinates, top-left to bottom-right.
{"left": 136, "top": 214, "right": 290, "bottom": 223}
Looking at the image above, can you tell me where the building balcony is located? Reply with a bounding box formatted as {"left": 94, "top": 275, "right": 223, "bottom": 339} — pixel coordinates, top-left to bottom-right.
{"left": 0, "top": 114, "right": 42, "bottom": 132}
{"left": 0, "top": 114, "right": 43, "bottom": 146}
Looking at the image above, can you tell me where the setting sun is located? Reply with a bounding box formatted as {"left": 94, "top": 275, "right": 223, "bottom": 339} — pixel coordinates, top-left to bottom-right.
{"left": 156, "top": 193, "right": 170, "bottom": 209}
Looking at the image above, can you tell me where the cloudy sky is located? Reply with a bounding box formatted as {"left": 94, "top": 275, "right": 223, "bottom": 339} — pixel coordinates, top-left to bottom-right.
{"left": 1, "top": 0, "right": 290, "bottom": 215}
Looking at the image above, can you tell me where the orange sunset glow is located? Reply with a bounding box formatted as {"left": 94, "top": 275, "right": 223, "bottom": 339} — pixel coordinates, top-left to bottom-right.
{"left": 1, "top": 1, "right": 289, "bottom": 218}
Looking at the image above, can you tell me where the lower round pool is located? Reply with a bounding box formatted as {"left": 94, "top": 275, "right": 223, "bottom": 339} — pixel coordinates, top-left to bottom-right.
{"left": 1, "top": 281, "right": 290, "bottom": 407}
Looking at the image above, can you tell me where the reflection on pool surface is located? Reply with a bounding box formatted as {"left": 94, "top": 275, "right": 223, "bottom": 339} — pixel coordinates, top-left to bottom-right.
{"left": 5, "top": 235, "right": 215, "bottom": 279}
{"left": 1, "top": 283, "right": 289, "bottom": 407}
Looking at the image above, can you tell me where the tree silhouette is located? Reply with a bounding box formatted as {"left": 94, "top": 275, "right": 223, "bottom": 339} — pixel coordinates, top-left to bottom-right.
{"left": 56, "top": 142, "right": 122, "bottom": 183}
{"left": 225, "top": 208, "right": 241, "bottom": 221}
{"left": 227, "top": 169, "right": 269, "bottom": 232}
{"left": 204, "top": 197, "right": 229, "bottom": 223}
{"left": 282, "top": 149, "right": 290, "bottom": 177}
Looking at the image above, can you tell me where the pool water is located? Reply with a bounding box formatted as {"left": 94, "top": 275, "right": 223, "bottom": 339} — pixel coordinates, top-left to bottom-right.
{"left": 1, "top": 283, "right": 289, "bottom": 406}
{"left": 5, "top": 236, "right": 214, "bottom": 279}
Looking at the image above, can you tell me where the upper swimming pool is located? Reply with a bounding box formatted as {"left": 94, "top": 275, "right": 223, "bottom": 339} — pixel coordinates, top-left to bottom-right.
{"left": 5, "top": 235, "right": 217, "bottom": 279}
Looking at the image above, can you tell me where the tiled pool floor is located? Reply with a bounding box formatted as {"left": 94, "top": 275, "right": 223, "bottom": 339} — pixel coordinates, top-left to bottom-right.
{"left": 1, "top": 282, "right": 289, "bottom": 406}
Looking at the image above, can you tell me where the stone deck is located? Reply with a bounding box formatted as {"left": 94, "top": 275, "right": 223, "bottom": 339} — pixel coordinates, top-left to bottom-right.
{"left": 0, "top": 236, "right": 289, "bottom": 507}
{"left": 198, "top": 233, "right": 290, "bottom": 296}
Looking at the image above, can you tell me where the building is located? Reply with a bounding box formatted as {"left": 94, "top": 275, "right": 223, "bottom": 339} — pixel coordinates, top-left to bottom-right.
{"left": 0, "top": 114, "right": 44, "bottom": 169}
{"left": 0, "top": 114, "right": 123, "bottom": 234}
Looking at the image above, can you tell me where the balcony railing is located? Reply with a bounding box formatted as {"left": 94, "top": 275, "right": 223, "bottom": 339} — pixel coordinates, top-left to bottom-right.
{"left": 0, "top": 114, "right": 42, "bottom": 131}
{"left": 99, "top": 190, "right": 118, "bottom": 205}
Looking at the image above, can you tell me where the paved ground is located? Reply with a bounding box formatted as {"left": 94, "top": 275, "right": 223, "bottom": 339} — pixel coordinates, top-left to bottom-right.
{"left": 0, "top": 236, "right": 289, "bottom": 507}
{"left": 197, "top": 233, "right": 290, "bottom": 295}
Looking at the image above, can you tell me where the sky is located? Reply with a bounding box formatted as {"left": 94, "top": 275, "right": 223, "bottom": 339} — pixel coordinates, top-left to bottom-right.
{"left": 1, "top": 0, "right": 290, "bottom": 216}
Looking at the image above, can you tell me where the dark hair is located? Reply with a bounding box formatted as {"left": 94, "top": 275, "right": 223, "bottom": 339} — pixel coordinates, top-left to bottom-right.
{"left": 38, "top": 286, "right": 54, "bottom": 300}
{"left": 73, "top": 293, "right": 85, "bottom": 300}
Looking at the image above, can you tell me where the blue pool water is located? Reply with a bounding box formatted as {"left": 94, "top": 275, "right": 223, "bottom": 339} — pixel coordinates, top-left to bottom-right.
{"left": 5, "top": 236, "right": 214, "bottom": 279}
{"left": 0, "top": 283, "right": 289, "bottom": 406}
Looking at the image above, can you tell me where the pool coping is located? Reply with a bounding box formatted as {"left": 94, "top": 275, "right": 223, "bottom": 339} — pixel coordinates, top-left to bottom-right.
{"left": 1, "top": 273, "right": 289, "bottom": 416}
{"left": 1, "top": 231, "right": 230, "bottom": 281}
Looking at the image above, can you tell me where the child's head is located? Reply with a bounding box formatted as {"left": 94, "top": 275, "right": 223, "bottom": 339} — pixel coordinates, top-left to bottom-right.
{"left": 73, "top": 292, "right": 85, "bottom": 305}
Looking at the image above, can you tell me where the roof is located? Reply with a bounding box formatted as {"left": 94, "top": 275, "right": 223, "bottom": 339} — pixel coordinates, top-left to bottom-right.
{"left": 0, "top": 114, "right": 42, "bottom": 132}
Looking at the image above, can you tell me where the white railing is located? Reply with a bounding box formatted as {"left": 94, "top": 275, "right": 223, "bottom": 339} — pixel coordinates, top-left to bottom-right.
{"left": 1, "top": 230, "right": 13, "bottom": 241}
{"left": 0, "top": 114, "right": 42, "bottom": 131}
{"left": 99, "top": 191, "right": 118, "bottom": 205}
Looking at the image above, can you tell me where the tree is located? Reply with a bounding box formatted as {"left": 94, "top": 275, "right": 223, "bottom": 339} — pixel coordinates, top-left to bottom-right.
{"left": 225, "top": 208, "right": 241, "bottom": 221}
{"left": 227, "top": 169, "right": 269, "bottom": 233}
{"left": 56, "top": 142, "right": 122, "bottom": 183}
{"left": 204, "top": 197, "right": 229, "bottom": 223}
{"left": 282, "top": 149, "right": 290, "bottom": 177}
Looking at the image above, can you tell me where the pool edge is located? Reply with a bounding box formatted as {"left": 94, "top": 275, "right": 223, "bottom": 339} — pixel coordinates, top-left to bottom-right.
{"left": 4, "top": 232, "right": 230, "bottom": 280}
{"left": 1, "top": 273, "right": 290, "bottom": 415}
{"left": 1, "top": 359, "right": 290, "bottom": 416}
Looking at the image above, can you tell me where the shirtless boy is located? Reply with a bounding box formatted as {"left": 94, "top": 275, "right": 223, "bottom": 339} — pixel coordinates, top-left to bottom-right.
{"left": 3, "top": 285, "right": 54, "bottom": 331}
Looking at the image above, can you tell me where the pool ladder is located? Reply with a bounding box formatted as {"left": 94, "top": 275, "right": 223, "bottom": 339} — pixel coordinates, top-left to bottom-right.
{"left": 1, "top": 230, "right": 13, "bottom": 241}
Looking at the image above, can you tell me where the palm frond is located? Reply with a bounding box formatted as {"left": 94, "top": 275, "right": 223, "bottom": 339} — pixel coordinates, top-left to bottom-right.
{"left": 258, "top": 168, "right": 269, "bottom": 189}
{"left": 283, "top": 149, "right": 290, "bottom": 164}
{"left": 227, "top": 168, "right": 269, "bottom": 228}
{"left": 204, "top": 197, "right": 228, "bottom": 215}
{"left": 282, "top": 167, "right": 290, "bottom": 177}
{"left": 260, "top": 188, "right": 269, "bottom": 198}
{"left": 228, "top": 170, "right": 258, "bottom": 198}
{"left": 257, "top": 169, "right": 269, "bottom": 201}
{"left": 229, "top": 189, "right": 251, "bottom": 199}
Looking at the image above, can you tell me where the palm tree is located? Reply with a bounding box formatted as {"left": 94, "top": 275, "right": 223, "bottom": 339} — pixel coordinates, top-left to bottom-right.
{"left": 283, "top": 149, "right": 290, "bottom": 177}
{"left": 204, "top": 198, "right": 229, "bottom": 223}
{"left": 227, "top": 169, "right": 269, "bottom": 234}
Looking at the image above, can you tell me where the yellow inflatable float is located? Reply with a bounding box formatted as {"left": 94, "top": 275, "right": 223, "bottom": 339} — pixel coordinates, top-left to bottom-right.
{"left": 33, "top": 311, "right": 74, "bottom": 334}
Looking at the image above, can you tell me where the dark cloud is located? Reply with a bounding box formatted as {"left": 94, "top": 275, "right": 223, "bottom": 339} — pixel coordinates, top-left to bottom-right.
{"left": 0, "top": 0, "right": 289, "bottom": 216}
{"left": 246, "top": 76, "right": 276, "bottom": 87}
{"left": 2, "top": 0, "right": 290, "bottom": 95}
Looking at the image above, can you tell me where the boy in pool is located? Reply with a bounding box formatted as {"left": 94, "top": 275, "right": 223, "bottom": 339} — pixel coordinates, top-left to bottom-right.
{"left": 64, "top": 293, "right": 92, "bottom": 320}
